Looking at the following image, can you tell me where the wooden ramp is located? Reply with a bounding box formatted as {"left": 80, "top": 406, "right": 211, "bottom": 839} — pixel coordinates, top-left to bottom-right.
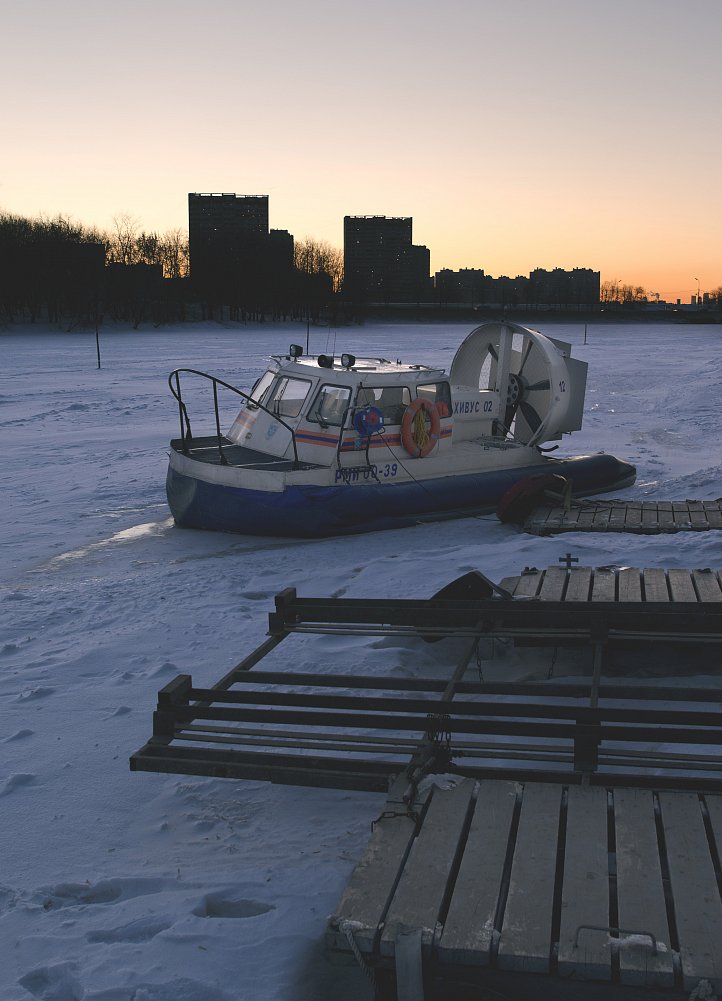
{"left": 499, "top": 564, "right": 722, "bottom": 604}
{"left": 524, "top": 499, "right": 722, "bottom": 536}
{"left": 329, "top": 776, "right": 722, "bottom": 999}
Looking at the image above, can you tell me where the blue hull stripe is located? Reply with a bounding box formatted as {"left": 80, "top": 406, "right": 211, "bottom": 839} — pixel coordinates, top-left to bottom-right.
{"left": 166, "top": 454, "right": 635, "bottom": 538}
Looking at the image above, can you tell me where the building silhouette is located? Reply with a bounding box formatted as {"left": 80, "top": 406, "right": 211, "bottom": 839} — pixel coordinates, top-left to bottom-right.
{"left": 188, "top": 193, "right": 269, "bottom": 292}
{"left": 343, "top": 215, "right": 431, "bottom": 303}
{"left": 187, "top": 193, "right": 298, "bottom": 315}
{"left": 435, "top": 268, "right": 486, "bottom": 306}
{"left": 528, "top": 268, "right": 600, "bottom": 308}
{"left": 434, "top": 265, "right": 601, "bottom": 310}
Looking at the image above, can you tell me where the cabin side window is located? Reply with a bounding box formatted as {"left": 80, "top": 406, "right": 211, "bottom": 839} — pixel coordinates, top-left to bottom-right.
{"left": 268, "top": 377, "right": 312, "bottom": 418}
{"left": 357, "top": 386, "right": 411, "bottom": 425}
{"left": 417, "top": 381, "right": 452, "bottom": 417}
{"left": 307, "top": 384, "right": 352, "bottom": 427}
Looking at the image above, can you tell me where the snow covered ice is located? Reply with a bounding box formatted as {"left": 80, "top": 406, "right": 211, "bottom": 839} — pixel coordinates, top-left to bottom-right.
{"left": 1, "top": 321, "right": 721, "bottom": 1000}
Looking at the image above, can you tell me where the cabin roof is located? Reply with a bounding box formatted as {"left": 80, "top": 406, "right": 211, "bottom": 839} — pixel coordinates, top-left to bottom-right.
{"left": 272, "top": 355, "right": 446, "bottom": 382}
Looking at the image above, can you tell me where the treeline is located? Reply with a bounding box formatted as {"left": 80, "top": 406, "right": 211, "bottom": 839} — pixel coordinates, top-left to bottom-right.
{"left": 600, "top": 280, "right": 722, "bottom": 309}
{"left": 0, "top": 211, "right": 343, "bottom": 328}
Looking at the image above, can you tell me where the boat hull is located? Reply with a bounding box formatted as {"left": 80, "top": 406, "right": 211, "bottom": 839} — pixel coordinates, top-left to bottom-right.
{"left": 166, "top": 453, "right": 636, "bottom": 538}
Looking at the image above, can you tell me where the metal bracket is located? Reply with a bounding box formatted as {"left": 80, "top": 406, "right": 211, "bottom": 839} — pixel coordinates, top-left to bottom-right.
{"left": 574, "top": 924, "right": 659, "bottom": 954}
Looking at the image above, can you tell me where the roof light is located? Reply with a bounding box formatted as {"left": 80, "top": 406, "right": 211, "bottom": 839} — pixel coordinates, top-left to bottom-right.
{"left": 341, "top": 353, "right": 356, "bottom": 369}
{"left": 317, "top": 354, "right": 333, "bottom": 369}
{"left": 288, "top": 344, "right": 303, "bottom": 359}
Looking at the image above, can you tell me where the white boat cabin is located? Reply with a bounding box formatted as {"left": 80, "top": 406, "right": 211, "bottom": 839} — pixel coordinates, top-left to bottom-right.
{"left": 225, "top": 323, "right": 587, "bottom": 467}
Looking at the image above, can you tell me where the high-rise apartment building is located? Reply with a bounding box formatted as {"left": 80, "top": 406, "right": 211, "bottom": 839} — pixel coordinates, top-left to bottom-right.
{"left": 343, "top": 216, "right": 431, "bottom": 303}
{"left": 188, "top": 193, "right": 269, "bottom": 286}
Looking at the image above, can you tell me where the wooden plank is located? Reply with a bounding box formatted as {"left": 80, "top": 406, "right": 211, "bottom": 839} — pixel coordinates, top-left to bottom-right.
{"left": 614, "top": 788, "right": 674, "bottom": 987}
{"left": 329, "top": 774, "right": 430, "bottom": 952}
{"left": 497, "top": 782, "right": 561, "bottom": 972}
{"left": 591, "top": 569, "right": 616, "bottom": 602}
{"left": 381, "top": 780, "right": 475, "bottom": 955}
{"left": 672, "top": 502, "right": 692, "bottom": 529}
{"left": 561, "top": 507, "right": 581, "bottom": 527}
{"left": 608, "top": 503, "right": 628, "bottom": 530}
{"left": 498, "top": 575, "right": 521, "bottom": 596}
{"left": 704, "top": 794, "right": 722, "bottom": 878}
{"left": 395, "top": 928, "right": 424, "bottom": 1001}
{"left": 643, "top": 569, "right": 669, "bottom": 602}
{"left": 592, "top": 505, "right": 612, "bottom": 528}
{"left": 558, "top": 785, "right": 611, "bottom": 979}
{"left": 617, "top": 567, "right": 642, "bottom": 603}
{"left": 564, "top": 567, "right": 592, "bottom": 602}
{"left": 622, "top": 506, "right": 643, "bottom": 532}
{"left": 689, "top": 505, "right": 710, "bottom": 528}
{"left": 514, "top": 570, "right": 543, "bottom": 598}
{"left": 667, "top": 569, "right": 698, "bottom": 603}
{"left": 641, "top": 504, "right": 659, "bottom": 530}
{"left": 657, "top": 503, "right": 675, "bottom": 531}
{"left": 577, "top": 507, "right": 597, "bottom": 529}
{"left": 658, "top": 791, "right": 722, "bottom": 991}
{"left": 692, "top": 570, "right": 722, "bottom": 603}
{"left": 439, "top": 780, "right": 518, "bottom": 967}
{"left": 706, "top": 509, "right": 722, "bottom": 529}
{"left": 539, "top": 566, "right": 568, "bottom": 602}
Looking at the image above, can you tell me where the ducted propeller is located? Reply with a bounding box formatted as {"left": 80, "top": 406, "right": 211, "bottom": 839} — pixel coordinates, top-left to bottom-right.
{"left": 449, "top": 321, "right": 587, "bottom": 446}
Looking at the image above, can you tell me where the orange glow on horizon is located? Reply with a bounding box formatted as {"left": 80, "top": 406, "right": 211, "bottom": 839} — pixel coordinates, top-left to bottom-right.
{"left": 2, "top": 1, "right": 720, "bottom": 308}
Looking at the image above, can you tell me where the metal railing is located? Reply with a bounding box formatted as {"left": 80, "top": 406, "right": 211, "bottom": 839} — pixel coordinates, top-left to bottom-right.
{"left": 168, "top": 368, "right": 300, "bottom": 467}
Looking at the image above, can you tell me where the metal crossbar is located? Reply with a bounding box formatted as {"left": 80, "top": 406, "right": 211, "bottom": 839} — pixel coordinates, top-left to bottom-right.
{"left": 130, "top": 671, "right": 722, "bottom": 792}
{"left": 130, "top": 583, "right": 722, "bottom": 793}
{"left": 268, "top": 589, "right": 722, "bottom": 643}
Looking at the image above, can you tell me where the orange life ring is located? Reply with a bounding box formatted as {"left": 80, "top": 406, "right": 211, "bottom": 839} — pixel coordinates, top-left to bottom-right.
{"left": 401, "top": 398, "right": 441, "bottom": 458}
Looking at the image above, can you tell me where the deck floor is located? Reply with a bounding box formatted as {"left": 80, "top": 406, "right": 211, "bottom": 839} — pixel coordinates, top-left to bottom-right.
{"left": 329, "top": 776, "right": 722, "bottom": 997}
{"left": 524, "top": 499, "right": 722, "bottom": 536}
{"left": 498, "top": 565, "right": 722, "bottom": 603}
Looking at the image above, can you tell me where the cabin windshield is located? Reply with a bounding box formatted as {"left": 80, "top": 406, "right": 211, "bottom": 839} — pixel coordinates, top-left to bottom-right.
{"left": 247, "top": 370, "right": 275, "bottom": 408}
{"left": 357, "top": 385, "right": 412, "bottom": 425}
{"left": 268, "top": 376, "right": 312, "bottom": 418}
{"left": 308, "top": 384, "right": 352, "bottom": 427}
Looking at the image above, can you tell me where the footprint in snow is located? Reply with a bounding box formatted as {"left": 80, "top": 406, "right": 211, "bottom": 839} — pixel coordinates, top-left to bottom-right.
{"left": 15, "top": 687, "right": 55, "bottom": 702}
{"left": 192, "top": 893, "right": 275, "bottom": 918}
{"left": 3, "top": 728, "right": 34, "bottom": 742}
{"left": 148, "top": 661, "right": 179, "bottom": 678}
{"left": 86, "top": 916, "right": 171, "bottom": 943}
{"left": 18, "top": 961, "right": 83, "bottom": 1001}
{"left": 102, "top": 706, "right": 132, "bottom": 720}
{"left": 0, "top": 773, "right": 36, "bottom": 797}
{"left": 117, "top": 978, "right": 233, "bottom": 1001}
{"left": 38, "top": 876, "right": 170, "bottom": 910}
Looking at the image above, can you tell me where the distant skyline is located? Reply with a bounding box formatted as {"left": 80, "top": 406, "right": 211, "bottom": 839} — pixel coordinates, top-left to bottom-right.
{"left": 3, "top": 0, "right": 721, "bottom": 303}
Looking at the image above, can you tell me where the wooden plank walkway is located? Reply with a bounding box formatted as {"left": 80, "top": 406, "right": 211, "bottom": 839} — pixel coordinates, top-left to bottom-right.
{"left": 524, "top": 499, "right": 722, "bottom": 536}
{"left": 328, "top": 778, "right": 722, "bottom": 997}
{"left": 498, "top": 565, "right": 722, "bottom": 604}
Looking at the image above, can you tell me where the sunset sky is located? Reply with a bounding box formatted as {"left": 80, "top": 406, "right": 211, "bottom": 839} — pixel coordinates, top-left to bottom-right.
{"left": 3, "top": 0, "right": 721, "bottom": 302}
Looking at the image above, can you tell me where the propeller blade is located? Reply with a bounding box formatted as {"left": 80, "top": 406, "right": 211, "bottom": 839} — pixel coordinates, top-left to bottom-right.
{"left": 517, "top": 339, "right": 534, "bottom": 376}
{"left": 526, "top": 379, "right": 550, "bottom": 392}
{"left": 519, "top": 400, "right": 542, "bottom": 432}
{"left": 503, "top": 394, "right": 521, "bottom": 430}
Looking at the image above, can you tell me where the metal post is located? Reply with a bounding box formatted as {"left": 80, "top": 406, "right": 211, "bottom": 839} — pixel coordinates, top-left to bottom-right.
{"left": 212, "top": 380, "right": 227, "bottom": 465}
